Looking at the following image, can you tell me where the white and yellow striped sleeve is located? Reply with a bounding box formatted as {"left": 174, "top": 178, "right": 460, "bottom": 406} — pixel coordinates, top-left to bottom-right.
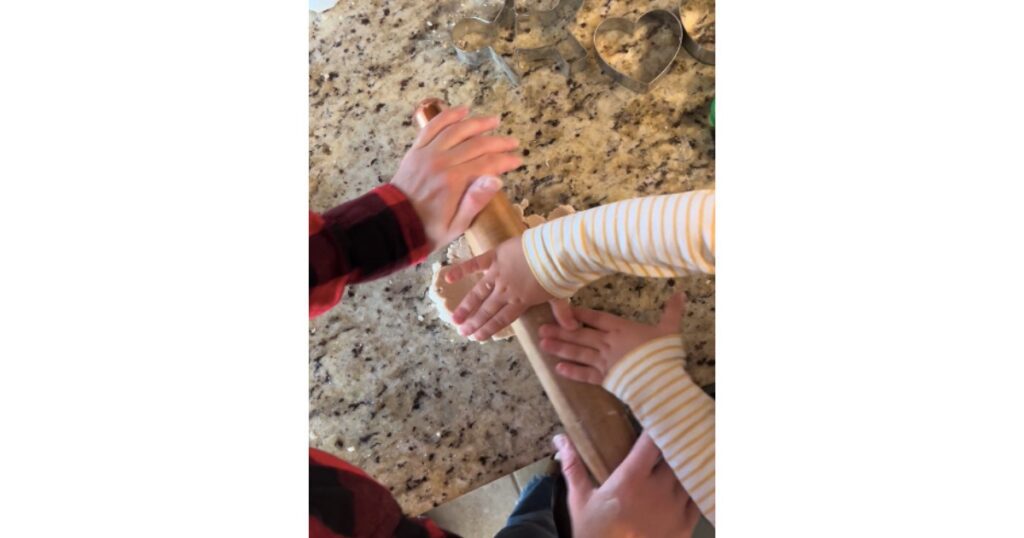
{"left": 604, "top": 335, "right": 715, "bottom": 525}
{"left": 521, "top": 190, "right": 715, "bottom": 299}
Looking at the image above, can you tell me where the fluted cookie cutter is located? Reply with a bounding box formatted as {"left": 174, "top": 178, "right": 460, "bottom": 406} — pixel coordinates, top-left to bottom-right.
{"left": 593, "top": 9, "right": 684, "bottom": 93}
{"left": 679, "top": 0, "right": 715, "bottom": 65}
{"left": 450, "top": 0, "right": 587, "bottom": 86}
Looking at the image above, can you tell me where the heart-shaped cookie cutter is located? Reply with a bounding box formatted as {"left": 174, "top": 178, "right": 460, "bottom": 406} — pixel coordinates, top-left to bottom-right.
{"left": 679, "top": 0, "right": 715, "bottom": 65}
{"left": 593, "top": 9, "right": 684, "bottom": 93}
{"left": 450, "top": 0, "right": 587, "bottom": 86}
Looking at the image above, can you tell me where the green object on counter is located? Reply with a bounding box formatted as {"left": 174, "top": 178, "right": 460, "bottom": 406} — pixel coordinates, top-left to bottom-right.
{"left": 710, "top": 98, "right": 715, "bottom": 128}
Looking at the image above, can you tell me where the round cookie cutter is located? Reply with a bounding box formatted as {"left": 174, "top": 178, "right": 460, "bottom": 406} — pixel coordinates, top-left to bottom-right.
{"left": 450, "top": 0, "right": 520, "bottom": 85}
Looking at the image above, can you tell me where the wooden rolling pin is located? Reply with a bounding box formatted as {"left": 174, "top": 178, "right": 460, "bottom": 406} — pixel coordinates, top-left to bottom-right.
{"left": 414, "top": 98, "right": 638, "bottom": 484}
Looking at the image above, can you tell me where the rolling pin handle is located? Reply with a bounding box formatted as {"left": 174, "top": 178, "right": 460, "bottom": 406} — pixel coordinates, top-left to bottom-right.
{"left": 414, "top": 97, "right": 447, "bottom": 128}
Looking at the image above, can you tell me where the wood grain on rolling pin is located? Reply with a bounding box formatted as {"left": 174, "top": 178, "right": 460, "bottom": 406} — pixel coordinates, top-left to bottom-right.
{"left": 413, "top": 98, "right": 638, "bottom": 484}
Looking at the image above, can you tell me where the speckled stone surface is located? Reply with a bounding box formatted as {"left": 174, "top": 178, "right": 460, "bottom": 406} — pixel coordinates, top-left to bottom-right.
{"left": 309, "top": 0, "right": 714, "bottom": 515}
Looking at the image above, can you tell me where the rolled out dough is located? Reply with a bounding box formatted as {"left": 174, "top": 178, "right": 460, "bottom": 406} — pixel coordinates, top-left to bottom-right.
{"left": 427, "top": 200, "right": 575, "bottom": 343}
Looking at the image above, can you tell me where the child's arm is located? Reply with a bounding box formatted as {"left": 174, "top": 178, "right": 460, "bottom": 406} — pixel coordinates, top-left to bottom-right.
{"left": 447, "top": 190, "right": 715, "bottom": 340}
{"left": 524, "top": 190, "right": 715, "bottom": 298}
{"left": 539, "top": 294, "right": 716, "bottom": 525}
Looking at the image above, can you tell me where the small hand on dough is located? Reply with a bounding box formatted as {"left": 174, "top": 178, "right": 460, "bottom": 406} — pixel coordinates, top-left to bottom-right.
{"left": 540, "top": 292, "right": 687, "bottom": 385}
{"left": 445, "top": 236, "right": 578, "bottom": 341}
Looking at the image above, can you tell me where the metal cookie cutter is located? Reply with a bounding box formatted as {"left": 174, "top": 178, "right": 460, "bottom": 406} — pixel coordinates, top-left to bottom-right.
{"left": 450, "top": 0, "right": 587, "bottom": 86}
{"left": 679, "top": 0, "right": 715, "bottom": 65}
{"left": 451, "top": 0, "right": 520, "bottom": 85}
{"left": 514, "top": 0, "right": 587, "bottom": 77}
{"left": 593, "top": 9, "right": 684, "bottom": 93}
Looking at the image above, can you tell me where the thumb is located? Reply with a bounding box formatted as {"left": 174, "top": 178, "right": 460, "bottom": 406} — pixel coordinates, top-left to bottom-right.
{"left": 658, "top": 292, "right": 687, "bottom": 331}
{"left": 448, "top": 175, "right": 502, "bottom": 234}
{"left": 553, "top": 434, "right": 593, "bottom": 502}
{"left": 549, "top": 299, "right": 579, "bottom": 330}
{"left": 608, "top": 432, "right": 662, "bottom": 487}
{"left": 445, "top": 248, "right": 495, "bottom": 284}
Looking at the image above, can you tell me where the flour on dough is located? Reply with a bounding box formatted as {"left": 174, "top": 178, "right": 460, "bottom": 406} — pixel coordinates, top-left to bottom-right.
{"left": 427, "top": 201, "right": 576, "bottom": 343}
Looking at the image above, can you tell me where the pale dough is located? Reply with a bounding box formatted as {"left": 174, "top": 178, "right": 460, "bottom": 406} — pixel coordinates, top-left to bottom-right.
{"left": 427, "top": 201, "right": 576, "bottom": 343}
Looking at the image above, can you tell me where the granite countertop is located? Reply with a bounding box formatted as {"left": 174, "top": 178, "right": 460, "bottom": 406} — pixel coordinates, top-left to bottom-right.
{"left": 309, "top": 0, "right": 715, "bottom": 515}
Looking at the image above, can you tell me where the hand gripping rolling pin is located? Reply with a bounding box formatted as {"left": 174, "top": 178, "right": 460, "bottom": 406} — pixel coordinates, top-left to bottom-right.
{"left": 414, "top": 98, "right": 638, "bottom": 483}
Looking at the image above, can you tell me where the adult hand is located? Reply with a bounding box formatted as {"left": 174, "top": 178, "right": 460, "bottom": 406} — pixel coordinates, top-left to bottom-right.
{"left": 390, "top": 104, "right": 523, "bottom": 252}
{"left": 541, "top": 293, "right": 686, "bottom": 385}
{"left": 444, "top": 235, "right": 577, "bottom": 340}
{"left": 554, "top": 432, "right": 701, "bottom": 538}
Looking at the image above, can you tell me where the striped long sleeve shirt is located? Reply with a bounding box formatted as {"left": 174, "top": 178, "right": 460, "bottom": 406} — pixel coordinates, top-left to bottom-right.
{"left": 521, "top": 189, "right": 716, "bottom": 524}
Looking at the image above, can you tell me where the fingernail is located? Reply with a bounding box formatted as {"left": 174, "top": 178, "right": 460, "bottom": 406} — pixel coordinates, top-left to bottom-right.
{"left": 476, "top": 176, "right": 502, "bottom": 192}
{"left": 553, "top": 434, "right": 565, "bottom": 450}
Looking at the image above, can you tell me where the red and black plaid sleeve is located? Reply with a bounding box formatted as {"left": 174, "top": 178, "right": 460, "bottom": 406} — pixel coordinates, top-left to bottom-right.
{"left": 310, "top": 448, "right": 457, "bottom": 538}
{"left": 309, "top": 187, "right": 455, "bottom": 536}
{"left": 310, "top": 184, "right": 428, "bottom": 317}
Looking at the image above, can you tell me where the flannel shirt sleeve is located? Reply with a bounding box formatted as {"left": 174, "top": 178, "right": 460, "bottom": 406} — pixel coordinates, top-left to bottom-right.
{"left": 309, "top": 184, "right": 429, "bottom": 318}
{"left": 309, "top": 448, "right": 457, "bottom": 538}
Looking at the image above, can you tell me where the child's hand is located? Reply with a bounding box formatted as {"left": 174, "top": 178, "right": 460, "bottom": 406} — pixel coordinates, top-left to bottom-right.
{"left": 445, "top": 236, "right": 577, "bottom": 340}
{"left": 390, "top": 105, "right": 522, "bottom": 251}
{"left": 540, "top": 293, "right": 686, "bottom": 385}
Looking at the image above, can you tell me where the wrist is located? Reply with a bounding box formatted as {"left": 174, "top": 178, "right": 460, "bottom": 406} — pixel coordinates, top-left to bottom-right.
{"left": 521, "top": 227, "right": 579, "bottom": 299}
{"left": 371, "top": 184, "right": 429, "bottom": 264}
{"left": 603, "top": 335, "right": 686, "bottom": 400}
